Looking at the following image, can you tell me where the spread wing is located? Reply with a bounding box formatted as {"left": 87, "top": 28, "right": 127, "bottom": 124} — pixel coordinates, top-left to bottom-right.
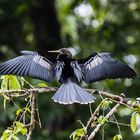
{"left": 0, "top": 51, "right": 54, "bottom": 82}
{"left": 78, "top": 53, "right": 136, "bottom": 83}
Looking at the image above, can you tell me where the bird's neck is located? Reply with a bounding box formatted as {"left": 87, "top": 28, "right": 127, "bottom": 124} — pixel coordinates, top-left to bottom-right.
{"left": 57, "top": 54, "right": 72, "bottom": 60}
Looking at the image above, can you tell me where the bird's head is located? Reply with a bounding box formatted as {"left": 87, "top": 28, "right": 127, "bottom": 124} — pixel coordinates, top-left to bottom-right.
{"left": 48, "top": 48, "right": 72, "bottom": 58}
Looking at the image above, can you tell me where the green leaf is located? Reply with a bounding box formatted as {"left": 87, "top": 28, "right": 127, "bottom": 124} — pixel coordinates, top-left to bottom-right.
{"left": 2, "top": 92, "right": 10, "bottom": 111}
{"left": 1, "top": 122, "right": 27, "bottom": 140}
{"left": 16, "top": 108, "right": 23, "bottom": 116}
{"left": 14, "top": 121, "right": 27, "bottom": 135}
{"left": 18, "top": 77, "right": 25, "bottom": 87}
{"left": 131, "top": 112, "right": 137, "bottom": 133}
{"left": 1, "top": 129, "right": 12, "bottom": 140}
{"left": 1, "top": 75, "right": 21, "bottom": 90}
{"left": 70, "top": 128, "right": 86, "bottom": 140}
{"left": 20, "top": 127, "right": 28, "bottom": 135}
{"left": 0, "top": 75, "right": 21, "bottom": 110}
{"left": 101, "top": 100, "right": 112, "bottom": 109}
{"left": 113, "top": 134, "right": 122, "bottom": 140}
{"left": 1, "top": 93, "right": 10, "bottom": 111}
{"left": 98, "top": 115, "right": 107, "bottom": 125}
{"left": 8, "top": 75, "right": 21, "bottom": 90}
{"left": 1, "top": 75, "right": 9, "bottom": 90}
{"left": 38, "top": 82, "right": 48, "bottom": 87}
{"left": 12, "top": 135, "right": 20, "bottom": 140}
{"left": 16, "top": 107, "right": 31, "bottom": 116}
{"left": 3, "top": 96, "right": 7, "bottom": 111}
{"left": 23, "top": 107, "right": 31, "bottom": 114}
{"left": 7, "top": 135, "right": 20, "bottom": 140}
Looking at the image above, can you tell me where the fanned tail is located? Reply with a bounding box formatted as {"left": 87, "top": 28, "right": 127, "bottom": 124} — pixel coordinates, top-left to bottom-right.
{"left": 52, "top": 81, "right": 95, "bottom": 104}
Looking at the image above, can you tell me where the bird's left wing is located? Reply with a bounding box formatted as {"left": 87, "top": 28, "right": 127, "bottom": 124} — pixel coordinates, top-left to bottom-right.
{"left": 78, "top": 53, "right": 136, "bottom": 83}
{"left": 0, "top": 51, "right": 54, "bottom": 82}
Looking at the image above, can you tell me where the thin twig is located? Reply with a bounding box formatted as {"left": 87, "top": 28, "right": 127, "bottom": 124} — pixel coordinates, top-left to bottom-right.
{"left": 88, "top": 103, "right": 120, "bottom": 140}
{"left": 27, "top": 92, "right": 36, "bottom": 140}
{"left": 108, "top": 121, "right": 130, "bottom": 127}
{"left": 99, "top": 92, "right": 122, "bottom": 136}
{"left": 36, "top": 97, "right": 42, "bottom": 128}
{"left": 21, "top": 77, "right": 34, "bottom": 88}
{"left": 86, "top": 99, "right": 107, "bottom": 129}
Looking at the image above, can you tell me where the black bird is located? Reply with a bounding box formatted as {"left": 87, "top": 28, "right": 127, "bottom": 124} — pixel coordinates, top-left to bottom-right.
{"left": 0, "top": 48, "right": 136, "bottom": 104}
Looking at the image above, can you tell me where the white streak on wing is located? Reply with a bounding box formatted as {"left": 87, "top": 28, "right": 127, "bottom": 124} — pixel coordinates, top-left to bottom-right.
{"left": 85, "top": 55, "right": 103, "bottom": 70}
{"left": 55, "top": 61, "right": 64, "bottom": 81}
{"left": 94, "top": 58, "right": 98, "bottom": 66}
{"left": 33, "top": 55, "right": 51, "bottom": 70}
{"left": 71, "top": 61, "right": 83, "bottom": 82}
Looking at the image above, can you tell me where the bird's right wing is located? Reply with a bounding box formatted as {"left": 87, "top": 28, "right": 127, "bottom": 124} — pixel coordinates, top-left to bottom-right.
{"left": 0, "top": 51, "right": 54, "bottom": 82}
{"left": 78, "top": 53, "right": 136, "bottom": 83}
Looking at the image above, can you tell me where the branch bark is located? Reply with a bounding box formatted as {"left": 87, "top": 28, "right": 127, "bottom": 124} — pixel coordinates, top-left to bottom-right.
{"left": 0, "top": 86, "right": 139, "bottom": 140}
{"left": 27, "top": 92, "right": 36, "bottom": 140}
{"left": 86, "top": 99, "right": 107, "bottom": 129}
{"left": 0, "top": 87, "right": 139, "bottom": 108}
{"left": 88, "top": 103, "right": 120, "bottom": 140}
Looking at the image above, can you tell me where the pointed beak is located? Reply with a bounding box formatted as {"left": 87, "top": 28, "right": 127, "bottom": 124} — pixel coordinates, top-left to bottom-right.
{"left": 48, "top": 50, "right": 60, "bottom": 53}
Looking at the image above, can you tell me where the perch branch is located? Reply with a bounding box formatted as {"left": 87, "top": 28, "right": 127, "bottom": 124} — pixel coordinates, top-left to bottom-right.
{"left": 0, "top": 87, "right": 139, "bottom": 109}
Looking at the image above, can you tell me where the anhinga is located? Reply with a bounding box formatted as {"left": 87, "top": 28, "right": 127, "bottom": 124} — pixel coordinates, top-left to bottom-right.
{"left": 0, "top": 48, "right": 136, "bottom": 104}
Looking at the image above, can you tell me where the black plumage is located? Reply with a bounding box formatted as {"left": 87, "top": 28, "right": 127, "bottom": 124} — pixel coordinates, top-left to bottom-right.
{"left": 0, "top": 48, "right": 136, "bottom": 104}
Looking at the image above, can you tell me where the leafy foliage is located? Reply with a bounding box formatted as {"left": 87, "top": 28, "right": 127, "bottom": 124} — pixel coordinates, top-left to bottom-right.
{"left": 70, "top": 128, "right": 86, "bottom": 140}
{"left": 113, "top": 134, "right": 122, "bottom": 140}
{"left": 1, "top": 121, "right": 27, "bottom": 140}
{"left": 130, "top": 111, "right": 140, "bottom": 133}
{"left": 1, "top": 75, "right": 21, "bottom": 110}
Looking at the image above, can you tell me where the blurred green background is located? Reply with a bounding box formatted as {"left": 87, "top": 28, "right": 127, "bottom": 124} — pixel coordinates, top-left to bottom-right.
{"left": 0, "top": 0, "right": 140, "bottom": 139}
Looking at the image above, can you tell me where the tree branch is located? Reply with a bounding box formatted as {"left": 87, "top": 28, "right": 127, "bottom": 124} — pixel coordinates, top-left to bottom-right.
{"left": 0, "top": 87, "right": 139, "bottom": 109}
{"left": 88, "top": 103, "right": 120, "bottom": 140}
{"left": 27, "top": 92, "right": 36, "bottom": 140}
{"left": 86, "top": 99, "right": 107, "bottom": 129}
{"left": 0, "top": 86, "right": 139, "bottom": 140}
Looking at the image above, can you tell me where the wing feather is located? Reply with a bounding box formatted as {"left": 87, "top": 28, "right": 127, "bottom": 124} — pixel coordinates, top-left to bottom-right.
{"left": 71, "top": 61, "right": 84, "bottom": 82}
{"left": 54, "top": 61, "right": 65, "bottom": 81}
{"left": 79, "top": 53, "right": 136, "bottom": 83}
{"left": 0, "top": 51, "right": 54, "bottom": 82}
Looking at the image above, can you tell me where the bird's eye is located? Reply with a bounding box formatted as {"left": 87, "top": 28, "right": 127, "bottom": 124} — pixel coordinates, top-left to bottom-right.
{"left": 61, "top": 50, "right": 65, "bottom": 53}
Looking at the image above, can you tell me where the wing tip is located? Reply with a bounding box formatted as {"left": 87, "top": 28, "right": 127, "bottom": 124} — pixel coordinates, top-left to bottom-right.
{"left": 20, "top": 50, "right": 35, "bottom": 55}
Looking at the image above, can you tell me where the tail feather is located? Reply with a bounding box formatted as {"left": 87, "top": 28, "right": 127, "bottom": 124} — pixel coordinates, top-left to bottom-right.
{"left": 52, "top": 81, "right": 95, "bottom": 104}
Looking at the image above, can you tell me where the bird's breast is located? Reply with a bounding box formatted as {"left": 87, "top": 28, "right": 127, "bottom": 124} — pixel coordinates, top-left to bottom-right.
{"left": 61, "top": 61, "right": 75, "bottom": 82}
{"left": 55, "top": 58, "right": 75, "bottom": 83}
